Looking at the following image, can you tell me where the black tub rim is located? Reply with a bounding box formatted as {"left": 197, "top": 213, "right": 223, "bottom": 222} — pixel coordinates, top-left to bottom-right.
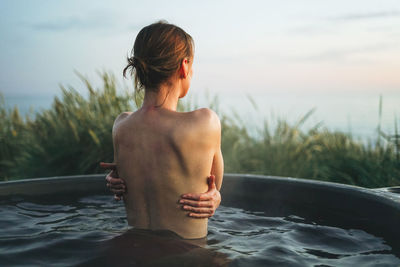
{"left": 0, "top": 173, "right": 399, "bottom": 207}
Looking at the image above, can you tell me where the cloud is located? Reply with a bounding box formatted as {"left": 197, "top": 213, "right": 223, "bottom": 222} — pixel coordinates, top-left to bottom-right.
{"left": 296, "top": 43, "right": 396, "bottom": 62}
{"left": 287, "top": 24, "right": 337, "bottom": 36}
{"left": 330, "top": 11, "right": 400, "bottom": 21}
{"left": 287, "top": 10, "right": 400, "bottom": 36}
{"left": 30, "top": 15, "right": 113, "bottom": 32}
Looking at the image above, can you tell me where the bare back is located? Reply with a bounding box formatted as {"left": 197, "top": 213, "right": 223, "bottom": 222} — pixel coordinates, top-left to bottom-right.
{"left": 113, "top": 107, "right": 222, "bottom": 239}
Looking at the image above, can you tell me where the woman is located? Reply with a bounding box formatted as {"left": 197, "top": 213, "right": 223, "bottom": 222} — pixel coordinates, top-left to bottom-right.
{"left": 105, "top": 21, "right": 223, "bottom": 239}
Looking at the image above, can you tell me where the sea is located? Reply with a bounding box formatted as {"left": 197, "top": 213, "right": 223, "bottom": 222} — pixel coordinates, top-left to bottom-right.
{"left": 3, "top": 91, "right": 400, "bottom": 142}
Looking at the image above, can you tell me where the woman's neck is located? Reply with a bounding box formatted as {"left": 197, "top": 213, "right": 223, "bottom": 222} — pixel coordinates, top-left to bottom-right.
{"left": 141, "top": 83, "right": 181, "bottom": 111}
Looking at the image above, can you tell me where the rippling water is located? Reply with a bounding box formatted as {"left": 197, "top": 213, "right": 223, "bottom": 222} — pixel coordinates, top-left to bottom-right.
{"left": 1, "top": 195, "right": 399, "bottom": 266}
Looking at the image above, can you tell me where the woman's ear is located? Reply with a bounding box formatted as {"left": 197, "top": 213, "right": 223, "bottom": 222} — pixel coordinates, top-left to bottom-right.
{"left": 179, "top": 58, "right": 189, "bottom": 78}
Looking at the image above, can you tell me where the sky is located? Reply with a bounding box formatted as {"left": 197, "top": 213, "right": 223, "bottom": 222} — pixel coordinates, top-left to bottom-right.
{"left": 0, "top": 0, "right": 399, "bottom": 138}
{"left": 1, "top": 0, "right": 399, "bottom": 98}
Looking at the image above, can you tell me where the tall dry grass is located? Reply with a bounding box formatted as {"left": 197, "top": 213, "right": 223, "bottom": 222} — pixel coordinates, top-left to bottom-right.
{"left": 1, "top": 72, "right": 399, "bottom": 188}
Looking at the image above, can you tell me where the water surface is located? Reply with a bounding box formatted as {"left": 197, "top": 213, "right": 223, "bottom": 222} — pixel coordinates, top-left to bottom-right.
{"left": 1, "top": 194, "right": 399, "bottom": 266}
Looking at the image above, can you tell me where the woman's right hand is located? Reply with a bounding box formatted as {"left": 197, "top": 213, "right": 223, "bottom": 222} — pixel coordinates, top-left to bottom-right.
{"left": 180, "top": 175, "right": 221, "bottom": 218}
{"left": 100, "top": 162, "right": 126, "bottom": 201}
{"left": 99, "top": 162, "right": 221, "bottom": 217}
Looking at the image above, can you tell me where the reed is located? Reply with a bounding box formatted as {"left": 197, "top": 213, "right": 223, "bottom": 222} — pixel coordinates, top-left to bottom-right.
{"left": 1, "top": 72, "right": 399, "bottom": 188}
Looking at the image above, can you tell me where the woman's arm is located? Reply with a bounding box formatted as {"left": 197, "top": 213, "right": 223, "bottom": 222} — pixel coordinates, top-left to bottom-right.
{"left": 101, "top": 112, "right": 131, "bottom": 200}
{"left": 180, "top": 109, "right": 223, "bottom": 218}
{"left": 211, "top": 139, "right": 224, "bottom": 190}
{"left": 103, "top": 167, "right": 222, "bottom": 218}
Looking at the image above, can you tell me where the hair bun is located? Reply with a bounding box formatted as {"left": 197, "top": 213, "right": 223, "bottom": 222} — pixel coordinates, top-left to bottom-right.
{"left": 123, "top": 21, "right": 194, "bottom": 92}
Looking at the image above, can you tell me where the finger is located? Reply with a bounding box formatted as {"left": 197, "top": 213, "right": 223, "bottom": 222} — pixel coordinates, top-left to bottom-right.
{"left": 107, "top": 183, "right": 126, "bottom": 190}
{"left": 179, "top": 199, "right": 212, "bottom": 207}
{"left": 207, "top": 175, "right": 216, "bottom": 191}
{"left": 100, "top": 162, "right": 117, "bottom": 170}
{"left": 108, "top": 170, "right": 118, "bottom": 178}
{"left": 181, "top": 193, "right": 211, "bottom": 201}
{"left": 182, "top": 206, "right": 213, "bottom": 214}
{"left": 106, "top": 176, "right": 125, "bottom": 185}
{"left": 111, "top": 189, "right": 125, "bottom": 194}
{"left": 106, "top": 176, "right": 120, "bottom": 184}
{"left": 188, "top": 213, "right": 213, "bottom": 218}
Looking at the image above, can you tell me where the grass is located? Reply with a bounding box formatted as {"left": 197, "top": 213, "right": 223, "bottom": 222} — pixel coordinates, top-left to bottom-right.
{"left": 1, "top": 72, "right": 399, "bottom": 188}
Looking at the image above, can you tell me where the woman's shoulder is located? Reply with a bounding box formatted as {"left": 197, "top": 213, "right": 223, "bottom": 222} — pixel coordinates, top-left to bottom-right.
{"left": 112, "top": 111, "right": 133, "bottom": 132}
{"left": 114, "top": 111, "right": 133, "bottom": 123}
{"left": 187, "top": 108, "right": 221, "bottom": 131}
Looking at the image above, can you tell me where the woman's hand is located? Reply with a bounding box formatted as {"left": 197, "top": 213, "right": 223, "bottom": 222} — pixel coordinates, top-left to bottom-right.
{"left": 100, "top": 162, "right": 221, "bottom": 217}
{"left": 100, "top": 162, "right": 126, "bottom": 201}
{"left": 180, "top": 175, "right": 221, "bottom": 218}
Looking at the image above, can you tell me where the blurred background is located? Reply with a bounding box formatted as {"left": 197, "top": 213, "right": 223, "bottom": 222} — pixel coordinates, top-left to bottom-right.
{"left": 2, "top": 0, "right": 399, "bottom": 137}
{"left": 1, "top": 0, "right": 399, "bottom": 185}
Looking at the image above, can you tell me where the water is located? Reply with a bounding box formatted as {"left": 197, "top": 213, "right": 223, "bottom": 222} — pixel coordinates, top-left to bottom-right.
{"left": 3, "top": 92, "right": 400, "bottom": 141}
{"left": 2, "top": 94, "right": 55, "bottom": 116}
{"left": 190, "top": 91, "right": 400, "bottom": 141}
{"left": 1, "top": 194, "right": 399, "bottom": 266}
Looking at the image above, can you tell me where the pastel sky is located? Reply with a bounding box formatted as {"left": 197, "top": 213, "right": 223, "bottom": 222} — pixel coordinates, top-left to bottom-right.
{"left": 1, "top": 0, "right": 399, "bottom": 98}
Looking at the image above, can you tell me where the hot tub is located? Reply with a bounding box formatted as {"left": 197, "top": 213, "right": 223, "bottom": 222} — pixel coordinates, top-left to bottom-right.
{"left": 1, "top": 174, "right": 399, "bottom": 266}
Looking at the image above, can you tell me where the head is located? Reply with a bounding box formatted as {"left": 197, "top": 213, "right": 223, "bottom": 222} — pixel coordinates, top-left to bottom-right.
{"left": 123, "top": 21, "right": 194, "bottom": 98}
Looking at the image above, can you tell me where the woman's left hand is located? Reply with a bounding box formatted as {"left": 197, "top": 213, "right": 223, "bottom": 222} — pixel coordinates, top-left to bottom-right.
{"left": 100, "top": 162, "right": 221, "bottom": 217}
{"left": 100, "top": 162, "right": 126, "bottom": 201}
{"left": 180, "top": 175, "right": 221, "bottom": 218}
